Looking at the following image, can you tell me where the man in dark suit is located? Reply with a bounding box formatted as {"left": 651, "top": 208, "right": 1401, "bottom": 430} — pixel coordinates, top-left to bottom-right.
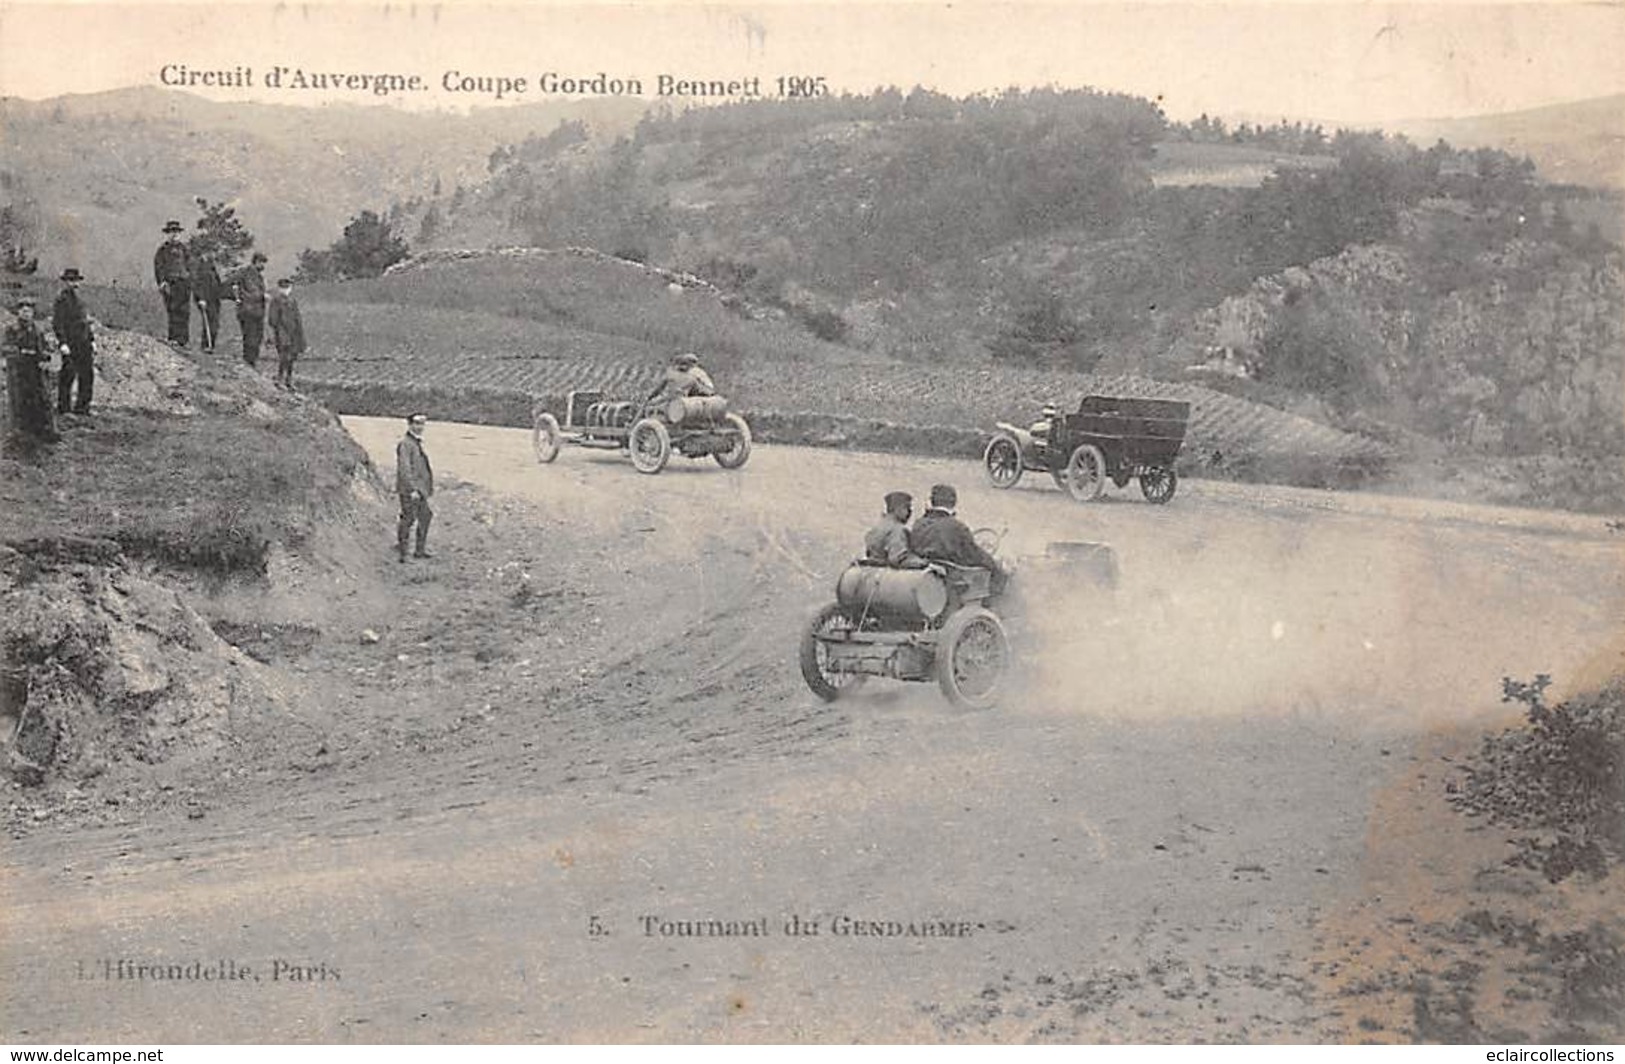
{"left": 153, "top": 220, "right": 192, "bottom": 346}
{"left": 4, "top": 292, "right": 60, "bottom": 446}
{"left": 229, "top": 251, "right": 269, "bottom": 366}
{"left": 911, "top": 483, "right": 1006, "bottom": 593}
{"left": 51, "top": 267, "right": 95, "bottom": 415}
{"left": 191, "top": 251, "right": 224, "bottom": 353}
{"left": 395, "top": 413, "right": 434, "bottom": 562}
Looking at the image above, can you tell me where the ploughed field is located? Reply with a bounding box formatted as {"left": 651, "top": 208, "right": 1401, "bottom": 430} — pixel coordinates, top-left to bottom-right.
{"left": 296, "top": 296, "right": 1388, "bottom": 469}
{"left": 4, "top": 423, "right": 1617, "bottom": 1042}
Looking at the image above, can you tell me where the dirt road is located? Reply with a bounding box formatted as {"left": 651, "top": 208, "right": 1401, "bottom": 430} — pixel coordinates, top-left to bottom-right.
{"left": 5, "top": 419, "right": 1621, "bottom": 1043}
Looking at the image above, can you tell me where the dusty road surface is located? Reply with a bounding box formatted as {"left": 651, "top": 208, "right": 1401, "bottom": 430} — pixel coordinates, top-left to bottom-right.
{"left": 4, "top": 417, "right": 1621, "bottom": 1043}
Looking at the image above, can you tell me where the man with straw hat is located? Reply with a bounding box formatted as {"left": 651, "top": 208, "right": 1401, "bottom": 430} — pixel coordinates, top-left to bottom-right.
{"left": 3, "top": 286, "right": 60, "bottom": 446}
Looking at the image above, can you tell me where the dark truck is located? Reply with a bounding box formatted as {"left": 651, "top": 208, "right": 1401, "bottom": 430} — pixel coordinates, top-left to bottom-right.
{"left": 984, "top": 394, "right": 1190, "bottom": 503}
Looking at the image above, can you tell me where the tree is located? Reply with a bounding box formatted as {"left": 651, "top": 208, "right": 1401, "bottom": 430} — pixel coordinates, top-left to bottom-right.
{"left": 0, "top": 204, "right": 40, "bottom": 276}
{"left": 303, "top": 209, "right": 410, "bottom": 280}
{"left": 187, "top": 197, "right": 256, "bottom": 270}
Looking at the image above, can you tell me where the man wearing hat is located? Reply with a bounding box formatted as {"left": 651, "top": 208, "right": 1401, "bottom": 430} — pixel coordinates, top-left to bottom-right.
{"left": 865, "top": 490, "right": 923, "bottom": 567}
{"left": 647, "top": 350, "right": 716, "bottom": 403}
{"left": 395, "top": 413, "right": 434, "bottom": 562}
{"left": 51, "top": 268, "right": 95, "bottom": 415}
{"left": 911, "top": 483, "right": 1005, "bottom": 590}
{"left": 153, "top": 220, "right": 193, "bottom": 346}
{"left": 266, "top": 276, "right": 305, "bottom": 389}
{"left": 229, "top": 251, "right": 269, "bottom": 366}
{"left": 3, "top": 290, "right": 60, "bottom": 445}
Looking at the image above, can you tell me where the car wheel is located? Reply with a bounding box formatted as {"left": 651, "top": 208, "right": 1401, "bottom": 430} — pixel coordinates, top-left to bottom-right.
{"left": 532, "top": 411, "right": 561, "bottom": 464}
{"left": 1140, "top": 466, "right": 1177, "bottom": 504}
{"left": 713, "top": 412, "right": 752, "bottom": 469}
{"left": 628, "top": 417, "right": 671, "bottom": 474}
{"left": 983, "top": 435, "right": 1024, "bottom": 489}
{"left": 935, "top": 606, "right": 1009, "bottom": 710}
{"left": 1064, "top": 444, "right": 1107, "bottom": 502}
{"left": 800, "top": 603, "right": 865, "bottom": 702}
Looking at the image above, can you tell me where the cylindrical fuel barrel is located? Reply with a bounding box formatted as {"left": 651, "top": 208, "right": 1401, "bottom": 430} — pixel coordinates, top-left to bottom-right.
{"left": 836, "top": 565, "right": 949, "bottom": 624}
{"left": 666, "top": 395, "right": 729, "bottom": 426}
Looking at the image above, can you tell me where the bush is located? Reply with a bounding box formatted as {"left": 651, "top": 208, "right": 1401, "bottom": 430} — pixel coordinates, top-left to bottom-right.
{"left": 1452, "top": 676, "right": 1625, "bottom": 881}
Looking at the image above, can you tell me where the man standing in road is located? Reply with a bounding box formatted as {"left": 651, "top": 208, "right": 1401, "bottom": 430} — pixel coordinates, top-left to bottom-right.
{"left": 191, "top": 250, "right": 224, "bottom": 354}
{"left": 3, "top": 293, "right": 61, "bottom": 447}
{"left": 153, "top": 220, "right": 192, "bottom": 347}
{"left": 230, "top": 251, "right": 269, "bottom": 367}
{"left": 266, "top": 277, "right": 305, "bottom": 389}
{"left": 395, "top": 413, "right": 434, "bottom": 563}
{"left": 911, "top": 484, "right": 1006, "bottom": 591}
{"left": 51, "top": 268, "right": 95, "bottom": 416}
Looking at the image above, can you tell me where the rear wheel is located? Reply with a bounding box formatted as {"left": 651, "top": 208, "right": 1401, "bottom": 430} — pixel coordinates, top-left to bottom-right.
{"left": 628, "top": 417, "right": 671, "bottom": 474}
{"left": 532, "top": 411, "right": 561, "bottom": 464}
{"left": 713, "top": 412, "right": 752, "bottom": 469}
{"left": 983, "top": 435, "right": 1023, "bottom": 489}
{"left": 1140, "top": 466, "right": 1177, "bottom": 504}
{"left": 935, "top": 607, "right": 1010, "bottom": 710}
{"left": 800, "top": 603, "right": 865, "bottom": 702}
{"left": 1064, "top": 444, "right": 1107, "bottom": 502}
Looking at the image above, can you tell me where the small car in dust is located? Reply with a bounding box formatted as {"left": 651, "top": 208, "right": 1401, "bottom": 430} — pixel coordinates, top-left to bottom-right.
{"left": 799, "top": 529, "right": 1012, "bottom": 710}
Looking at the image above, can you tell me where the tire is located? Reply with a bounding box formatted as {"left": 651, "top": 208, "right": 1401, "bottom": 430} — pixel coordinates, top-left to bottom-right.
{"left": 799, "top": 603, "right": 865, "bottom": 702}
{"left": 935, "top": 606, "right": 1010, "bottom": 710}
{"left": 532, "top": 411, "right": 561, "bottom": 464}
{"left": 712, "top": 412, "right": 752, "bottom": 469}
{"left": 628, "top": 417, "right": 671, "bottom": 474}
{"left": 1064, "top": 444, "right": 1107, "bottom": 503}
{"left": 1140, "top": 466, "right": 1177, "bottom": 504}
{"left": 983, "top": 435, "right": 1024, "bottom": 489}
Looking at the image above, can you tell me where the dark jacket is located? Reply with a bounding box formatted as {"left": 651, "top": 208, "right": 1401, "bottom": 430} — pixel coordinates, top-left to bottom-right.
{"left": 266, "top": 291, "right": 306, "bottom": 356}
{"left": 910, "top": 509, "right": 1000, "bottom": 572}
{"left": 191, "top": 259, "right": 224, "bottom": 305}
{"left": 395, "top": 433, "right": 433, "bottom": 498}
{"left": 51, "top": 288, "right": 94, "bottom": 351}
{"left": 153, "top": 239, "right": 191, "bottom": 284}
{"left": 231, "top": 266, "right": 268, "bottom": 318}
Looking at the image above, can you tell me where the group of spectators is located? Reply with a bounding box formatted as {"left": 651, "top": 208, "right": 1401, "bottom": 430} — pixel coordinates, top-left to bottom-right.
{"left": 2, "top": 269, "right": 96, "bottom": 447}
{"left": 153, "top": 219, "right": 306, "bottom": 388}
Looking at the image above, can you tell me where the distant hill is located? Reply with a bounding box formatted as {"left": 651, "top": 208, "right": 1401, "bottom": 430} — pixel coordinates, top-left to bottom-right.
{"left": 1384, "top": 94, "right": 1625, "bottom": 189}
{"left": 0, "top": 87, "right": 647, "bottom": 283}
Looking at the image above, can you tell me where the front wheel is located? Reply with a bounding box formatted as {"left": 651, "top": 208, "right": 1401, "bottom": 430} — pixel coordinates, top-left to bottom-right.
{"left": 800, "top": 603, "right": 865, "bottom": 702}
{"left": 983, "top": 435, "right": 1024, "bottom": 489}
{"left": 1140, "top": 466, "right": 1178, "bottom": 504}
{"left": 628, "top": 417, "right": 671, "bottom": 474}
{"left": 1064, "top": 444, "right": 1107, "bottom": 502}
{"left": 935, "top": 606, "right": 1010, "bottom": 710}
{"left": 532, "top": 411, "right": 561, "bottom": 464}
{"left": 713, "top": 412, "right": 752, "bottom": 469}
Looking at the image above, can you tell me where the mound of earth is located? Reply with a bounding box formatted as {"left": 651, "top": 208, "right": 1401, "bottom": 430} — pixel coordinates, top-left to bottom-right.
{"left": 1, "top": 319, "right": 391, "bottom": 808}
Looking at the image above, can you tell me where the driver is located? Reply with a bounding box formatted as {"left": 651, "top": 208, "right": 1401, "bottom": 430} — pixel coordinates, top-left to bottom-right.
{"left": 1030, "top": 402, "right": 1059, "bottom": 442}
{"left": 910, "top": 483, "right": 1007, "bottom": 592}
{"left": 648, "top": 351, "right": 716, "bottom": 403}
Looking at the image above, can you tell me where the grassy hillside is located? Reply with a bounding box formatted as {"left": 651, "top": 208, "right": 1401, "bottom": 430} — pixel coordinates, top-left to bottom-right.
{"left": 1388, "top": 94, "right": 1625, "bottom": 190}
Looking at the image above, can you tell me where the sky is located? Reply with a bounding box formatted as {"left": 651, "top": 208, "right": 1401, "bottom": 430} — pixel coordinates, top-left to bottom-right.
{"left": 0, "top": 2, "right": 1622, "bottom": 124}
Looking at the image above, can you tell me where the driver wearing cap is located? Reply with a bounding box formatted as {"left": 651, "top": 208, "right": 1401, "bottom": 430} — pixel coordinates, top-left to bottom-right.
{"left": 648, "top": 351, "right": 717, "bottom": 403}
{"left": 910, "top": 483, "right": 1006, "bottom": 591}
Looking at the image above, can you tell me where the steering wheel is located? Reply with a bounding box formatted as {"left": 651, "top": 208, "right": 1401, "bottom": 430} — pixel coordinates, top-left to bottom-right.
{"left": 972, "top": 526, "right": 1005, "bottom": 555}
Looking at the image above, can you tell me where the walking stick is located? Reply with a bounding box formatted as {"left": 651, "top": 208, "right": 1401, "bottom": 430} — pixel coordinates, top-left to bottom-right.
{"left": 197, "top": 301, "right": 214, "bottom": 352}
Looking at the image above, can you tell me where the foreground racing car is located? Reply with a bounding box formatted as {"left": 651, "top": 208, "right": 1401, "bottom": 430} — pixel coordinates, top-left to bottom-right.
{"left": 799, "top": 530, "right": 1012, "bottom": 710}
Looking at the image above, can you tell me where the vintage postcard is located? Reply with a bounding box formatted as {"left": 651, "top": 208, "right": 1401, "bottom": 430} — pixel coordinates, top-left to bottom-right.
{"left": 1, "top": 0, "right": 1622, "bottom": 1047}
